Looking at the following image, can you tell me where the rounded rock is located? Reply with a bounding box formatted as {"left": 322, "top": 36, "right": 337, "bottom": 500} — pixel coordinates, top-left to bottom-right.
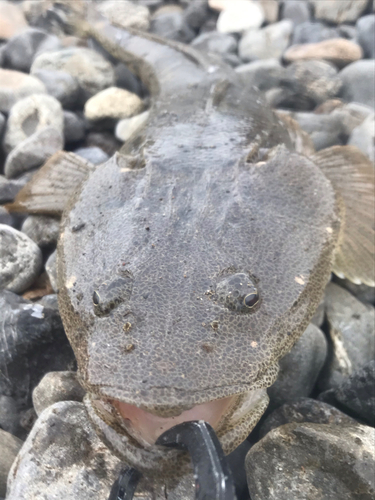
{"left": 356, "top": 15, "right": 375, "bottom": 59}
{"left": 348, "top": 112, "right": 375, "bottom": 162}
{"left": 74, "top": 147, "right": 109, "bottom": 165}
{"left": 150, "top": 10, "right": 195, "bottom": 43}
{"left": 0, "top": 429, "right": 23, "bottom": 498}
{"left": 63, "top": 110, "right": 86, "bottom": 145}
{"left": 191, "top": 31, "right": 237, "bottom": 56}
{"left": 217, "top": 0, "right": 265, "bottom": 33}
{"left": 97, "top": 0, "right": 150, "bottom": 31}
{"left": 292, "top": 21, "right": 339, "bottom": 45}
{"left": 3, "top": 94, "right": 64, "bottom": 154}
{"left": 32, "top": 69, "right": 80, "bottom": 109}
{"left": 312, "top": 0, "right": 368, "bottom": 24}
{"left": 21, "top": 215, "right": 60, "bottom": 248}
{"left": 0, "top": 69, "right": 46, "bottom": 114}
{"left": 0, "top": 1, "right": 28, "bottom": 40}
{"left": 235, "top": 59, "right": 286, "bottom": 91}
{"left": 239, "top": 20, "right": 293, "bottom": 61}
{"left": 0, "top": 224, "right": 43, "bottom": 293}
{"left": 281, "top": 0, "right": 310, "bottom": 26}
{"left": 339, "top": 60, "right": 375, "bottom": 108}
{"left": 115, "top": 110, "right": 150, "bottom": 142}
{"left": 84, "top": 86, "right": 144, "bottom": 121}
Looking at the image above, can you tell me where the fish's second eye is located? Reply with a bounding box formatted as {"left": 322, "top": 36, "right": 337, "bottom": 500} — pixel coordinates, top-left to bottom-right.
{"left": 93, "top": 291, "right": 100, "bottom": 305}
{"left": 244, "top": 292, "right": 259, "bottom": 308}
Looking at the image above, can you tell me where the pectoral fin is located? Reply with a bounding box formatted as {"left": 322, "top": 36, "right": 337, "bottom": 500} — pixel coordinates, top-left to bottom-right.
{"left": 6, "top": 152, "right": 95, "bottom": 216}
{"left": 312, "top": 146, "right": 374, "bottom": 286}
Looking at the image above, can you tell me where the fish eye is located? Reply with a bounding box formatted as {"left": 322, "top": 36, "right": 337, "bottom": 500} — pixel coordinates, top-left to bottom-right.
{"left": 92, "top": 291, "right": 100, "bottom": 306}
{"left": 244, "top": 292, "right": 259, "bottom": 308}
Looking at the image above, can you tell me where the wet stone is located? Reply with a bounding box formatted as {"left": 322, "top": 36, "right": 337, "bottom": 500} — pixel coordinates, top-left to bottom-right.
{"left": 63, "top": 110, "right": 86, "bottom": 145}
{"left": 312, "top": 0, "right": 368, "bottom": 24}
{"left": 292, "top": 21, "right": 339, "bottom": 45}
{"left": 216, "top": 0, "right": 265, "bottom": 33}
{"left": 0, "top": 69, "right": 46, "bottom": 115}
{"left": 235, "top": 59, "right": 286, "bottom": 91}
{"left": 339, "top": 60, "right": 375, "bottom": 108}
{"left": 239, "top": 20, "right": 293, "bottom": 62}
{"left": 356, "top": 15, "right": 375, "bottom": 59}
{"left": 150, "top": 10, "right": 195, "bottom": 43}
{"left": 0, "top": 225, "right": 42, "bottom": 293}
{"left": 84, "top": 87, "right": 144, "bottom": 121}
{"left": 191, "top": 31, "right": 237, "bottom": 56}
{"left": 21, "top": 215, "right": 60, "bottom": 248}
{"left": 74, "top": 146, "right": 109, "bottom": 165}
{"left": 0, "top": 429, "right": 23, "bottom": 498}
{"left": 32, "top": 69, "right": 80, "bottom": 110}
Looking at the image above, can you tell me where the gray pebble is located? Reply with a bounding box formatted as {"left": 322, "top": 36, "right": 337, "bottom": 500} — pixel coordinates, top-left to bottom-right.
{"left": 2, "top": 28, "right": 61, "bottom": 73}
{"left": 0, "top": 171, "right": 34, "bottom": 204}
{"left": 291, "top": 21, "right": 339, "bottom": 45}
{"left": 0, "top": 395, "right": 20, "bottom": 436}
{"left": 0, "top": 69, "right": 46, "bottom": 114}
{"left": 32, "top": 69, "right": 80, "bottom": 109}
{"left": 281, "top": 0, "right": 310, "bottom": 26}
{"left": 0, "top": 429, "right": 23, "bottom": 498}
{"left": 63, "top": 111, "right": 86, "bottom": 145}
{"left": 183, "top": 0, "right": 210, "bottom": 31}
{"left": 286, "top": 111, "right": 344, "bottom": 149}
{"left": 333, "top": 276, "right": 375, "bottom": 305}
{"left": 4, "top": 126, "right": 63, "bottom": 179}
{"left": 150, "top": 11, "right": 195, "bottom": 44}
{"left": 239, "top": 20, "right": 293, "bottom": 62}
{"left": 74, "top": 146, "right": 109, "bottom": 165}
{"left": 339, "top": 60, "right": 375, "bottom": 108}
{"left": 21, "top": 215, "right": 60, "bottom": 248}
{"left": 114, "top": 63, "right": 143, "bottom": 97}
{"left": 3, "top": 94, "right": 64, "bottom": 154}
{"left": 191, "top": 31, "right": 237, "bottom": 56}
{"left": 0, "top": 207, "right": 13, "bottom": 227}
{"left": 45, "top": 250, "right": 57, "bottom": 293}
{"left": 312, "top": 0, "right": 368, "bottom": 24}
{"left": 348, "top": 112, "right": 375, "bottom": 162}
{"left": 356, "top": 14, "right": 375, "bottom": 58}
{"left": 0, "top": 224, "right": 42, "bottom": 293}
{"left": 268, "top": 324, "right": 328, "bottom": 410}
{"left": 32, "top": 371, "right": 86, "bottom": 416}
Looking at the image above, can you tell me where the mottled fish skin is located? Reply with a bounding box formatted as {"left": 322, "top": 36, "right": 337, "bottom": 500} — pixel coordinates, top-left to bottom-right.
{"left": 57, "top": 12, "right": 341, "bottom": 479}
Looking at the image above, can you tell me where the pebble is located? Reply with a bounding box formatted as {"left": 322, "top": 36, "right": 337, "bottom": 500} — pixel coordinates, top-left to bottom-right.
{"left": 292, "top": 21, "right": 339, "bottom": 45}
{"left": 283, "top": 38, "right": 363, "bottom": 68}
{"left": 318, "top": 282, "right": 375, "bottom": 391}
{"left": 84, "top": 131, "right": 122, "bottom": 157}
{"left": 3, "top": 94, "right": 64, "bottom": 154}
{"left": 267, "top": 324, "right": 327, "bottom": 411}
{"left": 97, "top": 0, "right": 150, "bottom": 31}
{"left": 2, "top": 28, "right": 61, "bottom": 73}
{"left": 31, "top": 48, "right": 115, "bottom": 104}
{"left": 333, "top": 277, "right": 375, "bottom": 305}
{"left": 32, "top": 69, "right": 80, "bottom": 110}
{"left": 74, "top": 147, "right": 109, "bottom": 165}
{"left": 330, "top": 101, "right": 373, "bottom": 136}
{"left": 235, "top": 59, "right": 286, "bottom": 91}
{"left": 150, "top": 10, "right": 195, "bottom": 43}
{"left": 6, "top": 401, "right": 122, "bottom": 500}
{"left": 84, "top": 87, "right": 144, "bottom": 121}
{"left": 115, "top": 110, "right": 150, "bottom": 142}
{"left": 191, "top": 31, "right": 237, "bottom": 56}
{"left": 312, "top": 0, "right": 368, "bottom": 24}
{"left": 281, "top": 0, "right": 310, "bottom": 26}
{"left": 0, "top": 395, "right": 21, "bottom": 437}
{"left": 0, "top": 69, "right": 46, "bottom": 114}
{"left": 258, "top": 0, "right": 278, "bottom": 24}
{"left": 239, "top": 20, "right": 293, "bottom": 61}
{"left": 32, "top": 371, "right": 86, "bottom": 416}
{"left": 21, "top": 215, "right": 60, "bottom": 248}
{"left": 289, "top": 111, "right": 346, "bottom": 150}
{"left": 339, "top": 60, "right": 375, "bottom": 108}
{"left": 217, "top": 0, "right": 265, "bottom": 34}
{"left": 45, "top": 250, "right": 57, "bottom": 293}
{"left": 114, "top": 63, "right": 144, "bottom": 97}
{"left": 0, "top": 1, "right": 28, "bottom": 40}
{"left": 0, "top": 429, "right": 23, "bottom": 498}
{"left": 183, "top": 0, "right": 210, "bottom": 31}
{"left": 246, "top": 422, "right": 375, "bottom": 500}
{"left": 4, "top": 127, "right": 64, "bottom": 179}
{"left": 63, "top": 110, "right": 86, "bottom": 145}
{"left": 0, "top": 207, "right": 14, "bottom": 227}
{"left": 348, "top": 112, "right": 375, "bottom": 162}
{"left": 356, "top": 15, "right": 375, "bottom": 59}
{"left": 0, "top": 225, "right": 42, "bottom": 293}
{"left": 0, "top": 172, "right": 34, "bottom": 204}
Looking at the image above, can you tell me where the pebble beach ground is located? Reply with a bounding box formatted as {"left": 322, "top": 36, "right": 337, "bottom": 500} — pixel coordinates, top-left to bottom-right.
{"left": 0, "top": 1, "right": 374, "bottom": 499}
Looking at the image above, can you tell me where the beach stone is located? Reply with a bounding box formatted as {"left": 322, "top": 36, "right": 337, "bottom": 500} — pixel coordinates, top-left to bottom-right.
{"left": 260, "top": 398, "right": 356, "bottom": 439}
{"left": 114, "top": 63, "right": 143, "bottom": 97}
{"left": 235, "top": 59, "right": 286, "bottom": 90}
{"left": 0, "top": 395, "right": 21, "bottom": 436}
{"left": 183, "top": 0, "right": 210, "bottom": 31}
{"left": 339, "top": 60, "right": 375, "bottom": 108}
{"left": 283, "top": 38, "right": 363, "bottom": 68}
{"left": 63, "top": 110, "right": 86, "bottom": 145}
{"left": 0, "top": 429, "right": 23, "bottom": 498}
{"left": 0, "top": 172, "right": 34, "bottom": 204}
{"left": 268, "top": 324, "right": 327, "bottom": 410}
{"left": 217, "top": 0, "right": 265, "bottom": 33}
{"left": 2, "top": 28, "right": 61, "bottom": 73}
{"left": 0, "top": 225, "right": 42, "bottom": 293}
{"left": 258, "top": 0, "right": 279, "bottom": 24}
{"left": 239, "top": 20, "right": 293, "bottom": 61}
{"left": 4, "top": 127, "right": 63, "bottom": 179}
{"left": 281, "top": 0, "right": 310, "bottom": 26}
{"left": 333, "top": 277, "right": 375, "bottom": 305}
{"left": 150, "top": 10, "right": 195, "bottom": 43}
{"left": 32, "top": 69, "right": 80, "bottom": 109}
{"left": 31, "top": 48, "right": 115, "bottom": 104}
{"left": 0, "top": 207, "right": 13, "bottom": 227}
{"left": 3, "top": 94, "right": 64, "bottom": 154}
{"left": 21, "top": 215, "right": 60, "bottom": 248}
{"left": 356, "top": 15, "right": 375, "bottom": 59}
{"left": 288, "top": 111, "right": 345, "bottom": 149}
{"left": 330, "top": 102, "right": 373, "bottom": 136}
{"left": 0, "top": 69, "right": 46, "bottom": 114}
{"left": 246, "top": 422, "right": 375, "bottom": 500}
{"left": 292, "top": 21, "right": 339, "bottom": 45}
{"left": 45, "top": 250, "right": 57, "bottom": 293}
{"left": 97, "top": 0, "right": 150, "bottom": 31}
{"left": 0, "top": 1, "right": 28, "bottom": 40}
{"left": 115, "top": 110, "right": 150, "bottom": 142}
{"left": 74, "top": 147, "right": 109, "bottom": 165}
{"left": 84, "top": 87, "right": 144, "bottom": 121}
{"left": 312, "top": 0, "right": 368, "bottom": 24}
{"left": 191, "top": 31, "right": 237, "bottom": 56}
{"left": 348, "top": 112, "right": 375, "bottom": 162}
{"left": 6, "top": 401, "right": 122, "bottom": 500}
{"left": 32, "top": 371, "right": 85, "bottom": 416}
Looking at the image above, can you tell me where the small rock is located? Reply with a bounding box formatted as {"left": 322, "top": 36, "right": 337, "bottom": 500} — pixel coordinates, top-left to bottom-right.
{"left": 0, "top": 1, "right": 28, "bottom": 40}
{"left": 292, "top": 21, "right": 339, "bottom": 45}
{"left": 84, "top": 87, "right": 144, "bottom": 121}
{"left": 183, "top": 1, "right": 210, "bottom": 31}
{"left": 32, "top": 69, "right": 80, "bottom": 109}
{"left": 330, "top": 102, "right": 372, "bottom": 136}
{"left": 114, "top": 63, "right": 143, "bottom": 97}
{"left": 0, "top": 172, "right": 34, "bottom": 204}
{"left": 260, "top": 398, "right": 355, "bottom": 439}
{"left": 339, "top": 60, "right": 375, "bottom": 108}
{"left": 267, "top": 324, "right": 327, "bottom": 410}
{"left": 281, "top": 0, "right": 310, "bottom": 26}
{"left": 289, "top": 111, "right": 346, "bottom": 149}
{"left": 312, "top": 0, "right": 368, "bottom": 24}
{"left": 337, "top": 24, "right": 357, "bottom": 40}
{"left": 97, "top": 0, "right": 150, "bottom": 31}
{"left": 21, "top": 215, "right": 60, "bottom": 248}
{"left": 246, "top": 422, "right": 375, "bottom": 500}
{"left": 258, "top": 0, "right": 279, "bottom": 24}
{"left": 319, "top": 282, "right": 375, "bottom": 391}
{"left": 314, "top": 98, "right": 344, "bottom": 114}
{"left": 2, "top": 28, "right": 61, "bottom": 73}
{"left": 0, "top": 429, "right": 23, "bottom": 498}
{"left": 191, "top": 31, "right": 237, "bottom": 56}
{"left": 31, "top": 48, "right": 115, "bottom": 104}
{"left": 63, "top": 110, "right": 86, "bottom": 145}
{"left": 74, "top": 147, "right": 109, "bottom": 165}
{"left": 150, "top": 10, "right": 195, "bottom": 43}
{"left": 115, "top": 110, "right": 150, "bottom": 142}
{"left": 0, "top": 225, "right": 42, "bottom": 293}
{"left": 333, "top": 276, "right": 375, "bottom": 305}
{"left": 32, "top": 371, "right": 86, "bottom": 416}
{"left": 239, "top": 20, "right": 293, "bottom": 61}
{"left": 84, "top": 131, "right": 121, "bottom": 157}
{"left": 235, "top": 59, "right": 286, "bottom": 91}
{"left": 18, "top": 408, "right": 37, "bottom": 436}
{"left": 217, "top": 0, "right": 265, "bottom": 33}
{"left": 4, "top": 127, "right": 64, "bottom": 179}
{"left": 0, "top": 69, "right": 46, "bottom": 115}
{"left": 0, "top": 395, "right": 21, "bottom": 436}
{"left": 6, "top": 402, "right": 122, "bottom": 500}
{"left": 0, "top": 207, "right": 14, "bottom": 227}
{"left": 356, "top": 15, "right": 375, "bottom": 59}
{"left": 45, "top": 250, "right": 57, "bottom": 293}
{"left": 3, "top": 94, "right": 64, "bottom": 154}
{"left": 348, "top": 113, "right": 375, "bottom": 163}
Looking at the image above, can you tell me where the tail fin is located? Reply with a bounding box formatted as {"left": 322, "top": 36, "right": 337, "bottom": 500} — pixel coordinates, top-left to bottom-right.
{"left": 312, "top": 146, "right": 374, "bottom": 286}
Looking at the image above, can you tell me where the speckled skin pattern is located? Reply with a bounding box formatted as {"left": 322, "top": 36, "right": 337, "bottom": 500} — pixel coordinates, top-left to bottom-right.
{"left": 57, "top": 16, "right": 341, "bottom": 480}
